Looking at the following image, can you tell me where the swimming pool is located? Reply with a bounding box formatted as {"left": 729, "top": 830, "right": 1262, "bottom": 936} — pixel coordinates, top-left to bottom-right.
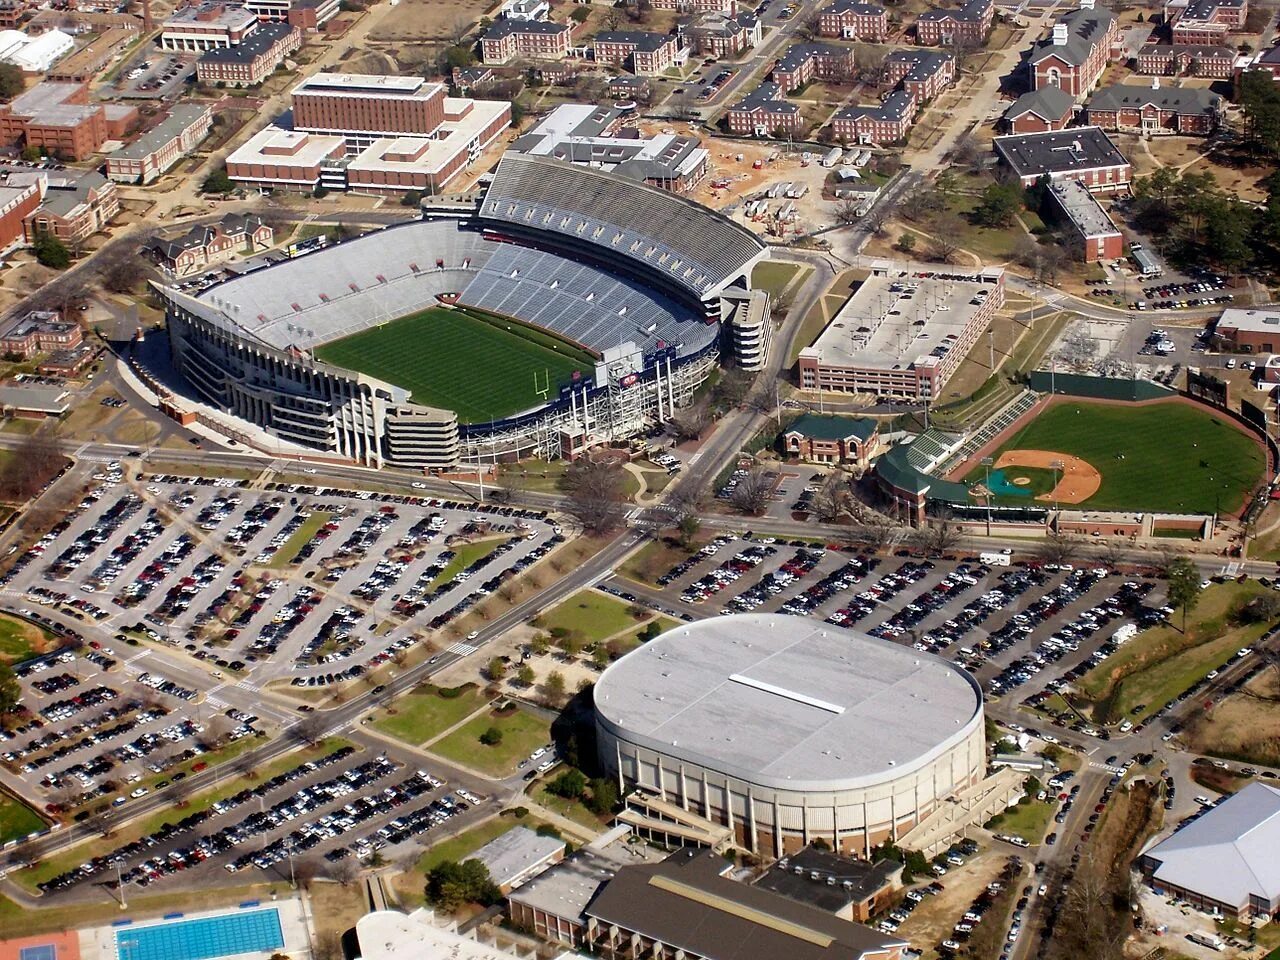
{"left": 115, "top": 908, "right": 284, "bottom": 960}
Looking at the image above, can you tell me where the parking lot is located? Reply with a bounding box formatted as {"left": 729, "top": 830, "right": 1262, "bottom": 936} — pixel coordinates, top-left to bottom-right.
{"left": 110, "top": 53, "right": 197, "bottom": 99}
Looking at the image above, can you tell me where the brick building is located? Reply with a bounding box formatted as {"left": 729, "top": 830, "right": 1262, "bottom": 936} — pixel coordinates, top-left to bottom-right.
{"left": 1028, "top": 5, "right": 1119, "bottom": 99}
{"left": 480, "top": 19, "right": 571, "bottom": 64}
{"left": 680, "top": 10, "right": 760, "bottom": 56}
{"left": 781, "top": 414, "right": 882, "bottom": 467}
{"left": 1216, "top": 307, "right": 1280, "bottom": 354}
{"left": 993, "top": 126, "right": 1131, "bottom": 191}
{"left": 772, "top": 43, "right": 856, "bottom": 92}
{"left": 1239, "top": 43, "right": 1280, "bottom": 81}
{"left": 1002, "top": 85, "right": 1075, "bottom": 131}
{"left": 292, "top": 73, "right": 446, "bottom": 142}
{"left": 1085, "top": 80, "right": 1223, "bottom": 135}
{"left": 0, "top": 82, "right": 133, "bottom": 161}
{"left": 0, "top": 311, "right": 82, "bottom": 358}
{"left": 244, "top": 0, "right": 339, "bottom": 30}
{"left": 0, "top": 177, "right": 40, "bottom": 252}
{"left": 160, "top": 1, "right": 259, "bottom": 50}
{"left": 196, "top": 22, "right": 301, "bottom": 87}
{"left": 593, "top": 31, "right": 680, "bottom": 75}
{"left": 650, "top": 0, "right": 736, "bottom": 13}
{"left": 915, "top": 0, "right": 992, "bottom": 46}
{"left": 1172, "top": 0, "right": 1246, "bottom": 45}
{"left": 725, "top": 81, "right": 803, "bottom": 135}
{"left": 818, "top": 0, "right": 888, "bottom": 41}
{"left": 105, "top": 103, "right": 213, "bottom": 184}
{"left": 46, "top": 26, "right": 137, "bottom": 82}
{"left": 19, "top": 167, "right": 119, "bottom": 245}
{"left": 147, "top": 213, "right": 273, "bottom": 276}
{"left": 831, "top": 89, "right": 917, "bottom": 143}
{"left": 1137, "top": 42, "right": 1237, "bottom": 77}
{"left": 884, "top": 49, "right": 955, "bottom": 102}
{"left": 1047, "top": 178, "right": 1123, "bottom": 262}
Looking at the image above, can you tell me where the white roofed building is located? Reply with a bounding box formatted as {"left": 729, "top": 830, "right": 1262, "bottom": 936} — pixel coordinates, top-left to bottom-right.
{"left": 4, "top": 29, "right": 73, "bottom": 72}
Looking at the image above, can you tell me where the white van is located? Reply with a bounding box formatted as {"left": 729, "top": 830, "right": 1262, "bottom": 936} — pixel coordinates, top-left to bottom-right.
{"left": 980, "top": 551, "right": 1011, "bottom": 566}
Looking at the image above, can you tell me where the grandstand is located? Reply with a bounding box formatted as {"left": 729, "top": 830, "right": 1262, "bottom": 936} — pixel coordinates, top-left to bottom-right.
{"left": 458, "top": 244, "right": 714, "bottom": 359}
{"left": 482, "top": 153, "right": 767, "bottom": 299}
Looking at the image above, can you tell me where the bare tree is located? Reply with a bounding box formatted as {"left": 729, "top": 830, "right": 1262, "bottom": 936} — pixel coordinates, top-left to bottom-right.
{"left": 730, "top": 468, "right": 774, "bottom": 515}
{"left": 916, "top": 521, "right": 962, "bottom": 556}
{"left": 865, "top": 202, "right": 894, "bottom": 237}
{"left": 562, "top": 457, "right": 628, "bottom": 534}
{"left": 795, "top": 12, "right": 821, "bottom": 40}
{"left": 951, "top": 133, "right": 981, "bottom": 172}
{"left": 0, "top": 428, "right": 66, "bottom": 501}
{"left": 1099, "top": 539, "right": 1127, "bottom": 571}
{"left": 1039, "top": 531, "right": 1080, "bottom": 565}
{"left": 835, "top": 197, "right": 863, "bottom": 225}
{"left": 810, "top": 474, "right": 853, "bottom": 523}
{"left": 928, "top": 213, "right": 963, "bottom": 263}
{"left": 602, "top": 8, "right": 624, "bottom": 29}
{"left": 294, "top": 713, "right": 327, "bottom": 746}
{"left": 670, "top": 403, "right": 713, "bottom": 441}
{"left": 332, "top": 857, "right": 359, "bottom": 887}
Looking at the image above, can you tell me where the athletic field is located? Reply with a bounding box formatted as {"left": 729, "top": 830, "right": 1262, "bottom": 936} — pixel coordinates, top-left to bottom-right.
{"left": 315, "top": 307, "right": 595, "bottom": 424}
{"left": 964, "top": 399, "right": 1266, "bottom": 514}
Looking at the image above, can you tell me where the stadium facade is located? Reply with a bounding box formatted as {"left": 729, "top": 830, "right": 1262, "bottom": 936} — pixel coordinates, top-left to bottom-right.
{"left": 593, "top": 615, "right": 986, "bottom": 858}
{"left": 160, "top": 154, "right": 768, "bottom": 468}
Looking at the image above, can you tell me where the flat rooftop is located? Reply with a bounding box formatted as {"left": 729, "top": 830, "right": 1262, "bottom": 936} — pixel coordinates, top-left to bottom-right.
{"left": 345, "top": 99, "right": 508, "bottom": 176}
{"left": 226, "top": 127, "right": 344, "bottom": 168}
{"left": 294, "top": 72, "right": 439, "bottom": 98}
{"left": 594, "top": 613, "right": 983, "bottom": 790}
{"left": 1049, "top": 178, "right": 1118, "bottom": 239}
{"left": 808, "top": 269, "right": 999, "bottom": 372}
{"left": 1217, "top": 305, "right": 1280, "bottom": 334}
{"left": 994, "top": 126, "right": 1127, "bottom": 178}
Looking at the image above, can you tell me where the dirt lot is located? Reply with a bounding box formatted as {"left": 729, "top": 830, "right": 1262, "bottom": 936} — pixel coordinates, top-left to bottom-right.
{"left": 1186, "top": 669, "right": 1280, "bottom": 769}
{"left": 368, "top": 0, "right": 499, "bottom": 42}
{"left": 893, "top": 849, "right": 1009, "bottom": 958}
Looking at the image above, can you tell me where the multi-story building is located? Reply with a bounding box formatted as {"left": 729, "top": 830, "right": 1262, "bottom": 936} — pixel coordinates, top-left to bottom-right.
{"left": 773, "top": 43, "right": 856, "bottom": 92}
{"left": 500, "top": 0, "right": 550, "bottom": 19}
{"left": 1029, "top": 4, "right": 1119, "bottom": 99}
{"left": 680, "top": 10, "right": 760, "bottom": 57}
{"left": 799, "top": 267, "right": 1005, "bottom": 398}
{"left": 196, "top": 22, "right": 301, "bottom": 87}
{"left": 0, "top": 176, "right": 41, "bottom": 252}
{"left": 160, "top": 1, "right": 259, "bottom": 50}
{"left": 818, "top": 0, "right": 888, "bottom": 40}
{"left": 243, "top": 0, "right": 339, "bottom": 31}
{"left": 105, "top": 104, "right": 213, "bottom": 185}
{"left": 1239, "top": 43, "right": 1280, "bottom": 81}
{"left": 831, "top": 89, "right": 917, "bottom": 143}
{"left": 651, "top": 0, "right": 736, "bottom": 13}
{"left": 19, "top": 167, "right": 119, "bottom": 245}
{"left": 884, "top": 49, "right": 955, "bottom": 102}
{"left": 480, "top": 19, "right": 571, "bottom": 64}
{"left": 47, "top": 25, "right": 138, "bottom": 82}
{"left": 1172, "top": 0, "right": 1246, "bottom": 45}
{"left": 915, "top": 0, "right": 992, "bottom": 46}
{"left": 781, "top": 414, "right": 882, "bottom": 467}
{"left": 1047, "top": 178, "right": 1122, "bottom": 262}
{"left": 147, "top": 213, "right": 273, "bottom": 276}
{"left": 1137, "top": 42, "right": 1237, "bottom": 77}
{"left": 227, "top": 74, "right": 511, "bottom": 194}
{"left": 1002, "top": 85, "right": 1075, "bottom": 132}
{"left": 0, "top": 311, "right": 82, "bottom": 358}
{"left": 993, "top": 126, "right": 1131, "bottom": 191}
{"left": 593, "top": 31, "right": 680, "bottom": 75}
{"left": 0, "top": 82, "right": 131, "bottom": 161}
{"left": 1085, "top": 80, "right": 1223, "bottom": 135}
{"left": 511, "top": 103, "right": 709, "bottom": 192}
{"left": 725, "top": 82, "right": 803, "bottom": 135}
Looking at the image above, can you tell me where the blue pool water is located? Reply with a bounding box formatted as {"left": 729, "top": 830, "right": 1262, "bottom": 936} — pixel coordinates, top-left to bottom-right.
{"left": 115, "top": 908, "right": 284, "bottom": 960}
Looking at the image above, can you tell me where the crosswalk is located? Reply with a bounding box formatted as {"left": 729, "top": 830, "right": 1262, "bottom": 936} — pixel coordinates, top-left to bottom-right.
{"left": 446, "top": 642, "right": 478, "bottom": 656}
{"left": 1088, "top": 760, "right": 1125, "bottom": 775}
{"left": 234, "top": 679, "right": 258, "bottom": 692}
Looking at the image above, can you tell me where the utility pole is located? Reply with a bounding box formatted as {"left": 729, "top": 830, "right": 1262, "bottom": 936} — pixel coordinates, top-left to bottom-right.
{"left": 982, "top": 456, "right": 994, "bottom": 537}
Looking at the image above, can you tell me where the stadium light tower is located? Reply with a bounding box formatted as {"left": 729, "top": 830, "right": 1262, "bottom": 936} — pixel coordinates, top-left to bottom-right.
{"left": 981, "top": 456, "right": 994, "bottom": 536}
{"left": 1051, "top": 459, "right": 1065, "bottom": 514}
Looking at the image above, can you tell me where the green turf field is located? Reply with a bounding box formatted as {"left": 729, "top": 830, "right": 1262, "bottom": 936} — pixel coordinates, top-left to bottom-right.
{"left": 965, "top": 400, "right": 1266, "bottom": 514}
{"left": 315, "top": 307, "right": 595, "bottom": 424}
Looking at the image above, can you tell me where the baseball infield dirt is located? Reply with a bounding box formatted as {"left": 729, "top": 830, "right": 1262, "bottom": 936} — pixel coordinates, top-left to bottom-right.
{"left": 995, "top": 449, "right": 1102, "bottom": 506}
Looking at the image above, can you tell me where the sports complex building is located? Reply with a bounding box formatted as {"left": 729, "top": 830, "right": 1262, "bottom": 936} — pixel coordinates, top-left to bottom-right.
{"left": 160, "top": 153, "right": 768, "bottom": 468}
{"left": 592, "top": 614, "right": 986, "bottom": 858}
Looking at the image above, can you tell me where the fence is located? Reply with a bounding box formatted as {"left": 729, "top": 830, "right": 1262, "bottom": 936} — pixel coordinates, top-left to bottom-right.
{"left": 1027, "top": 371, "right": 1175, "bottom": 402}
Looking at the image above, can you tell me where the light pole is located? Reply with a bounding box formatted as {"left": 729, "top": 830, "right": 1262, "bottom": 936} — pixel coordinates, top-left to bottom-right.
{"left": 117, "top": 861, "right": 126, "bottom": 910}
{"left": 982, "top": 456, "right": 994, "bottom": 537}
{"left": 1051, "top": 459, "right": 1065, "bottom": 515}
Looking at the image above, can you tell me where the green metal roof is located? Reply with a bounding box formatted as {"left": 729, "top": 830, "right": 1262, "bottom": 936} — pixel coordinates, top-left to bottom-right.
{"left": 784, "top": 413, "right": 878, "bottom": 443}
{"left": 875, "top": 442, "right": 971, "bottom": 503}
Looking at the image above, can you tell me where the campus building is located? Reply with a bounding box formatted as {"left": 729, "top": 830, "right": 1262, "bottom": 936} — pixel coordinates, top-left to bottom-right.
{"left": 159, "top": 1, "right": 259, "bottom": 50}
{"left": 915, "top": 0, "right": 992, "bottom": 47}
{"left": 650, "top": 0, "right": 737, "bottom": 13}
{"left": 884, "top": 49, "right": 955, "bottom": 102}
{"left": 1046, "top": 178, "right": 1123, "bottom": 262}
{"left": 105, "top": 103, "right": 213, "bottom": 184}
{"left": 756, "top": 846, "right": 902, "bottom": 923}
{"left": 147, "top": 213, "right": 273, "bottom": 277}
{"left": 782, "top": 414, "right": 882, "bottom": 467}
{"left": 799, "top": 265, "right": 1003, "bottom": 399}
{"left": 773, "top": 43, "right": 856, "bottom": 93}
{"left": 725, "top": 82, "right": 803, "bottom": 136}
{"left": 479, "top": 19, "right": 571, "bottom": 64}
{"left": 0, "top": 175, "right": 42, "bottom": 252}
{"left": 20, "top": 166, "right": 119, "bottom": 245}
{"left": 818, "top": 0, "right": 889, "bottom": 41}
{"left": 993, "top": 126, "right": 1131, "bottom": 191}
{"left": 1084, "top": 81, "right": 1223, "bottom": 135}
{"left": 1002, "top": 85, "right": 1076, "bottom": 132}
{"left": 0, "top": 310, "right": 82, "bottom": 358}
{"left": 1028, "top": 4, "right": 1119, "bottom": 99}
{"left": 681, "top": 10, "right": 761, "bottom": 55}
{"left": 1172, "top": 0, "right": 1246, "bottom": 45}
{"left": 243, "top": 0, "right": 340, "bottom": 31}
{"left": 593, "top": 31, "right": 681, "bottom": 75}
{"left": 830, "top": 90, "right": 917, "bottom": 144}
{"left": 0, "top": 81, "right": 135, "bottom": 161}
{"left": 196, "top": 22, "right": 302, "bottom": 87}
{"left": 1215, "top": 306, "right": 1280, "bottom": 354}
{"left": 1136, "top": 42, "right": 1237, "bottom": 77}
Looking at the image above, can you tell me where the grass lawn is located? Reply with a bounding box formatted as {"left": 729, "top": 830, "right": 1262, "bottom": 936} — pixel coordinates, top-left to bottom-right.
{"left": 497, "top": 458, "right": 570, "bottom": 494}
{"left": 432, "top": 705, "right": 552, "bottom": 778}
{"left": 752, "top": 261, "right": 811, "bottom": 300}
{"left": 371, "top": 684, "right": 491, "bottom": 746}
{"left": 429, "top": 537, "right": 509, "bottom": 591}
{"left": 986, "top": 799, "right": 1056, "bottom": 844}
{"left": 268, "top": 511, "right": 332, "bottom": 568}
{"left": 1076, "top": 581, "right": 1271, "bottom": 724}
{"left": 619, "top": 537, "right": 698, "bottom": 585}
{"left": 0, "top": 792, "right": 45, "bottom": 844}
{"left": 532, "top": 780, "right": 608, "bottom": 832}
{"left": 15, "top": 739, "right": 352, "bottom": 892}
{"left": 536, "top": 589, "right": 641, "bottom": 645}
{"left": 315, "top": 307, "right": 596, "bottom": 424}
{"left": 415, "top": 817, "right": 519, "bottom": 874}
{"left": 964, "top": 400, "right": 1266, "bottom": 513}
{"left": 0, "top": 611, "right": 55, "bottom": 662}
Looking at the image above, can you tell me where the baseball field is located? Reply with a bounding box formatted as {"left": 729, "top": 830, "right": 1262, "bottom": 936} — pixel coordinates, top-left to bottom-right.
{"left": 962, "top": 399, "right": 1266, "bottom": 514}
{"left": 315, "top": 306, "right": 595, "bottom": 424}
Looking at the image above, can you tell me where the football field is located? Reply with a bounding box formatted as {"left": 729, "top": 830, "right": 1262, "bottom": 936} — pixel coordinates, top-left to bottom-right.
{"left": 315, "top": 307, "right": 595, "bottom": 424}
{"left": 964, "top": 399, "right": 1266, "bottom": 514}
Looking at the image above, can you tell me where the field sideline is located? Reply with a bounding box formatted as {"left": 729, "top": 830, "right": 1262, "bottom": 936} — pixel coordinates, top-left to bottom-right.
{"left": 315, "top": 307, "right": 595, "bottom": 424}
{"left": 962, "top": 398, "right": 1266, "bottom": 514}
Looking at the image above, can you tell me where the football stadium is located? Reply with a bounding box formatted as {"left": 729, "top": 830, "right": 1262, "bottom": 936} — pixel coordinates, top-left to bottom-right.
{"left": 160, "top": 154, "right": 769, "bottom": 468}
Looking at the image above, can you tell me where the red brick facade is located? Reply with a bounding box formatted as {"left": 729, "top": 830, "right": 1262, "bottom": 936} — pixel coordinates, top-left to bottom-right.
{"left": 818, "top": 0, "right": 888, "bottom": 41}
{"left": 593, "top": 32, "right": 679, "bottom": 75}
{"left": 1137, "top": 43, "right": 1236, "bottom": 77}
{"left": 915, "top": 0, "right": 991, "bottom": 46}
{"left": 772, "top": 43, "right": 856, "bottom": 93}
{"left": 480, "top": 20, "right": 571, "bottom": 64}
{"left": 0, "top": 82, "right": 107, "bottom": 161}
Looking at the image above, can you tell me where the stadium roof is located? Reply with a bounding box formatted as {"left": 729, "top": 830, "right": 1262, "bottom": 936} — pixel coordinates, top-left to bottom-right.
{"left": 586, "top": 849, "right": 906, "bottom": 960}
{"left": 594, "top": 614, "right": 982, "bottom": 791}
{"left": 1140, "top": 783, "right": 1280, "bottom": 909}
{"left": 481, "top": 153, "right": 766, "bottom": 298}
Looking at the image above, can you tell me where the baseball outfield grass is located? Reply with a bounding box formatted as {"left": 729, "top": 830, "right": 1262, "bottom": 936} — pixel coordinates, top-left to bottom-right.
{"left": 315, "top": 306, "right": 595, "bottom": 424}
{"left": 964, "top": 400, "right": 1265, "bottom": 514}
